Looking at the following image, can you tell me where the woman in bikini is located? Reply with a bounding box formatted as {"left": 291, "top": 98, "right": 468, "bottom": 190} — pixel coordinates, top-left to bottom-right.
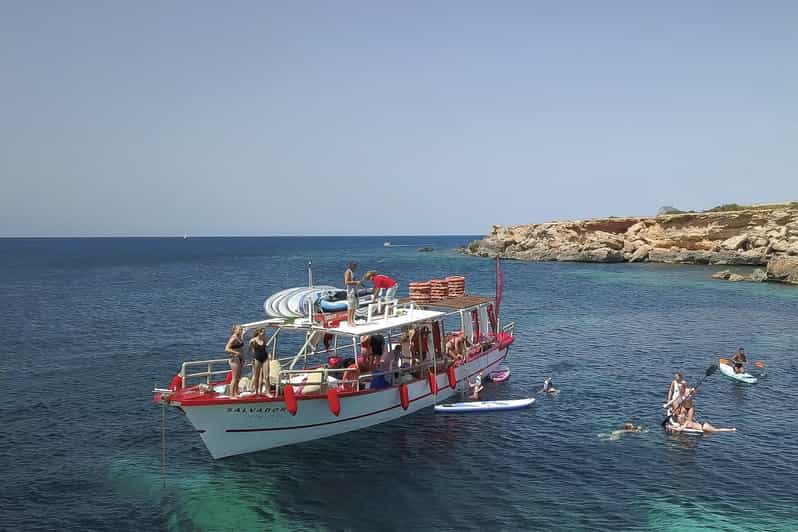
{"left": 225, "top": 324, "right": 245, "bottom": 397}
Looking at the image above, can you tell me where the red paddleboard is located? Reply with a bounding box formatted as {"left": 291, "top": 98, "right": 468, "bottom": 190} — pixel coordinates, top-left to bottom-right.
{"left": 489, "top": 366, "right": 510, "bottom": 382}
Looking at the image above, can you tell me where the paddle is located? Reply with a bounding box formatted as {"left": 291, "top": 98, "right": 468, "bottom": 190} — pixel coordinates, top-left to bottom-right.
{"left": 660, "top": 364, "right": 719, "bottom": 428}
{"left": 720, "top": 358, "right": 765, "bottom": 370}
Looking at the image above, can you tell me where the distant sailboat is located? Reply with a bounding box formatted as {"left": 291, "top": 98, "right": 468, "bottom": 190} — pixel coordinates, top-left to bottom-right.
{"left": 383, "top": 240, "right": 391, "bottom": 247}
{"left": 183, "top": 232, "right": 189, "bottom": 240}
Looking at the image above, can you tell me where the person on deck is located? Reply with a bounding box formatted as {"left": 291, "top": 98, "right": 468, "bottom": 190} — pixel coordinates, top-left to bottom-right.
{"left": 249, "top": 327, "right": 269, "bottom": 396}
{"left": 344, "top": 262, "right": 360, "bottom": 326}
{"left": 363, "top": 271, "right": 398, "bottom": 310}
{"left": 732, "top": 347, "right": 747, "bottom": 374}
{"left": 225, "top": 325, "right": 245, "bottom": 397}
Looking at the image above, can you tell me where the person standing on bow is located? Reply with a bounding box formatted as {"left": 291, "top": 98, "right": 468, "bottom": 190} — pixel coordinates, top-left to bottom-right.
{"left": 225, "top": 325, "right": 245, "bottom": 397}
{"left": 344, "top": 261, "right": 361, "bottom": 326}
{"left": 363, "top": 270, "right": 398, "bottom": 311}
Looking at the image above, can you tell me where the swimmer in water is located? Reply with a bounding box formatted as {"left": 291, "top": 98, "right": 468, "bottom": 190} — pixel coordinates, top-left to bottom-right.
{"left": 540, "top": 376, "right": 559, "bottom": 394}
{"left": 601, "top": 422, "right": 646, "bottom": 441}
{"left": 469, "top": 375, "right": 484, "bottom": 399}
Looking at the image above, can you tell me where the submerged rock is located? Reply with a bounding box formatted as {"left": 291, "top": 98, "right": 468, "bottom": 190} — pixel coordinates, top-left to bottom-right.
{"left": 712, "top": 270, "right": 732, "bottom": 280}
{"left": 750, "top": 268, "right": 768, "bottom": 282}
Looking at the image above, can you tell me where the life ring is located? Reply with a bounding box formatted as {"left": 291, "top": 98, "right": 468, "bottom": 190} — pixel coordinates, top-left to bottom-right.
{"left": 342, "top": 364, "right": 360, "bottom": 392}
{"left": 170, "top": 374, "right": 183, "bottom": 391}
{"left": 283, "top": 384, "right": 298, "bottom": 416}
{"left": 447, "top": 366, "right": 457, "bottom": 389}
{"left": 327, "top": 388, "right": 341, "bottom": 417}
{"left": 428, "top": 371, "right": 438, "bottom": 394}
{"left": 400, "top": 384, "right": 410, "bottom": 410}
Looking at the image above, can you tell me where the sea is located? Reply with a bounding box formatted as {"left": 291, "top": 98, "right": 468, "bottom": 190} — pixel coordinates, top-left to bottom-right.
{"left": 1, "top": 236, "right": 797, "bottom": 531}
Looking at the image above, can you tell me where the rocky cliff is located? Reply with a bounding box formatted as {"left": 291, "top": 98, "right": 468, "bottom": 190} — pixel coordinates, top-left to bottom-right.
{"left": 464, "top": 206, "right": 798, "bottom": 283}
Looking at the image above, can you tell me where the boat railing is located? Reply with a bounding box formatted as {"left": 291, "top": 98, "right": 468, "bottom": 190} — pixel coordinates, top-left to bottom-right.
{"left": 180, "top": 358, "right": 232, "bottom": 386}
{"left": 501, "top": 321, "right": 515, "bottom": 337}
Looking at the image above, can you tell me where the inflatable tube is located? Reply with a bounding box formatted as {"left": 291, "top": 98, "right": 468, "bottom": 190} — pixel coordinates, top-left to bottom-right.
{"left": 320, "top": 299, "right": 349, "bottom": 312}
{"left": 448, "top": 366, "right": 457, "bottom": 389}
{"left": 400, "top": 384, "right": 410, "bottom": 410}
{"left": 428, "top": 371, "right": 438, "bottom": 394}
{"left": 327, "top": 388, "right": 341, "bottom": 416}
{"left": 283, "top": 384, "right": 298, "bottom": 416}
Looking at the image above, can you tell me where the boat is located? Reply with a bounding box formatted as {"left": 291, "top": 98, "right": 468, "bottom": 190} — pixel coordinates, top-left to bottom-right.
{"left": 384, "top": 240, "right": 392, "bottom": 247}
{"left": 434, "top": 398, "right": 534, "bottom": 413}
{"left": 153, "top": 274, "right": 515, "bottom": 459}
{"left": 718, "top": 359, "right": 757, "bottom": 384}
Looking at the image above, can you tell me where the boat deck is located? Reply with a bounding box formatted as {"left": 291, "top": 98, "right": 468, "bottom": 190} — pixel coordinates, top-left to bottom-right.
{"left": 398, "top": 294, "right": 495, "bottom": 310}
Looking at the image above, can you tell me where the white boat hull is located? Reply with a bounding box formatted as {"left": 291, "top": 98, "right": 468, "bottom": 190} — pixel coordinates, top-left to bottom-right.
{"left": 181, "top": 348, "right": 508, "bottom": 458}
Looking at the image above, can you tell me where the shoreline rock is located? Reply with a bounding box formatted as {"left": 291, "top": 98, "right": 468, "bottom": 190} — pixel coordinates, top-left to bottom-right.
{"left": 464, "top": 206, "right": 798, "bottom": 285}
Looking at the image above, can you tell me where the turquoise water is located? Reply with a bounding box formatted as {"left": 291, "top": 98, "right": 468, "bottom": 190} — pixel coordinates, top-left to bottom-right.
{"left": 2, "top": 237, "right": 797, "bottom": 530}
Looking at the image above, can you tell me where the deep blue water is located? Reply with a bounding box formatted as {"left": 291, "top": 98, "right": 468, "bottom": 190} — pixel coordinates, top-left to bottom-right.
{"left": 2, "top": 236, "right": 797, "bottom": 531}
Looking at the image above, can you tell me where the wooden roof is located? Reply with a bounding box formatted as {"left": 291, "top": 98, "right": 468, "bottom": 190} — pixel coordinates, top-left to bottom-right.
{"left": 398, "top": 294, "right": 495, "bottom": 310}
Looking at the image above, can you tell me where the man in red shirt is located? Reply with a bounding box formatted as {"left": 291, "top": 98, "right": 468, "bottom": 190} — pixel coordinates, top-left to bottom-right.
{"left": 363, "top": 271, "right": 398, "bottom": 309}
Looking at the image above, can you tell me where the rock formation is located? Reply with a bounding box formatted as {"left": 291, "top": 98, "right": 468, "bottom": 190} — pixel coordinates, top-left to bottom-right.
{"left": 464, "top": 205, "right": 798, "bottom": 284}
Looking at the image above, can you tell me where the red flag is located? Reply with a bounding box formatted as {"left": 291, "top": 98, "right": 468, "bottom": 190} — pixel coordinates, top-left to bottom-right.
{"left": 495, "top": 256, "right": 503, "bottom": 321}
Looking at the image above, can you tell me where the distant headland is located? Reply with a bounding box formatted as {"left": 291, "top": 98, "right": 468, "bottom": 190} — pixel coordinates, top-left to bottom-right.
{"left": 463, "top": 202, "right": 798, "bottom": 285}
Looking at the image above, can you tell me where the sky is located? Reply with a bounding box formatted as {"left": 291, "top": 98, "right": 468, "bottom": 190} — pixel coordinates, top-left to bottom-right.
{"left": 1, "top": 1, "right": 797, "bottom": 237}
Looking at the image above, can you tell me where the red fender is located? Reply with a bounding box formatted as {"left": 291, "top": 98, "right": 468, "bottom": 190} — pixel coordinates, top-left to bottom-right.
{"left": 283, "top": 384, "right": 298, "bottom": 416}
{"left": 428, "top": 371, "right": 438, "bottom": 394}
{"left": 224, "top": 371, "right": 233, "bottom": 384}
{"left": 327, "top": 388, "right": 341, "bottom": 417}
{"left": 170, "top": 374, "right": 183, "bottom": 391}
{"left": 400, "top": 384, "right": 410, "bottom": 410}
{"left": 447, "top": 366, "right": 457, "bottom": 389}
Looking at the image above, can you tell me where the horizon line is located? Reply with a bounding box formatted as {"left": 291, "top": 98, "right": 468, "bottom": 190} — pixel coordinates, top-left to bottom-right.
{"left": 0, "top": 233, "right": 483, "bottom": 239}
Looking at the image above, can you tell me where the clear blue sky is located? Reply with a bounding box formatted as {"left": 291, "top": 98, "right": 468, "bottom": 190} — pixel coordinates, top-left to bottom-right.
{"left": 1, "top": 1, "right": 797, "bottom": 236}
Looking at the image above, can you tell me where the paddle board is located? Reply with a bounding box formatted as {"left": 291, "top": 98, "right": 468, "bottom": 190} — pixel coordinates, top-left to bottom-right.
{"left": 434, "top": 398, "right": 535, "bottom": 413}
{"left": 488, "top": 366, "right": 510, "bottom": 382}
{"left": 718, "top": 360, "right": 757, "bottom": 384}
{"left": 668, "top": 419, "right": 703, "bottom": 435}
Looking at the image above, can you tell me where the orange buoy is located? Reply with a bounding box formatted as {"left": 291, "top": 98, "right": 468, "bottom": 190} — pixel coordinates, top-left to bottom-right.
{"left": 428, "top": 371, "right": 437, "bottom": 394}
{"left": 283, "top": 384, "right": 298, "bottom": 416}
{"left": 170, "top": 374, "right": 183, "bottom": 391}
{"left": 224, "top": 371, "right": 233, "bottom": 384}
{"left": 400, "top": 384, "right": 410, "bottom": 410}
{"left": 447, "top": 366, "right": 457, "bottom": 389}
{"left": 327, "top": 388, "right": 341, "bottom": 416}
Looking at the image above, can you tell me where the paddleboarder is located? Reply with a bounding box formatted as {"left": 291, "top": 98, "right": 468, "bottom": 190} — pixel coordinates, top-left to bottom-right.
{"left": 732, "top": 347, "right": 747, "bottom": 374}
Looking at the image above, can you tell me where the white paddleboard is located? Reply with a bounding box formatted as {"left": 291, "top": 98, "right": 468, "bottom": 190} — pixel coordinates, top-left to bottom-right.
{"left": 719, "top": 360, "right": 757, "bottom": 384}
{"left": 434, "top": 398, "right": 535, "bottom": 413}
